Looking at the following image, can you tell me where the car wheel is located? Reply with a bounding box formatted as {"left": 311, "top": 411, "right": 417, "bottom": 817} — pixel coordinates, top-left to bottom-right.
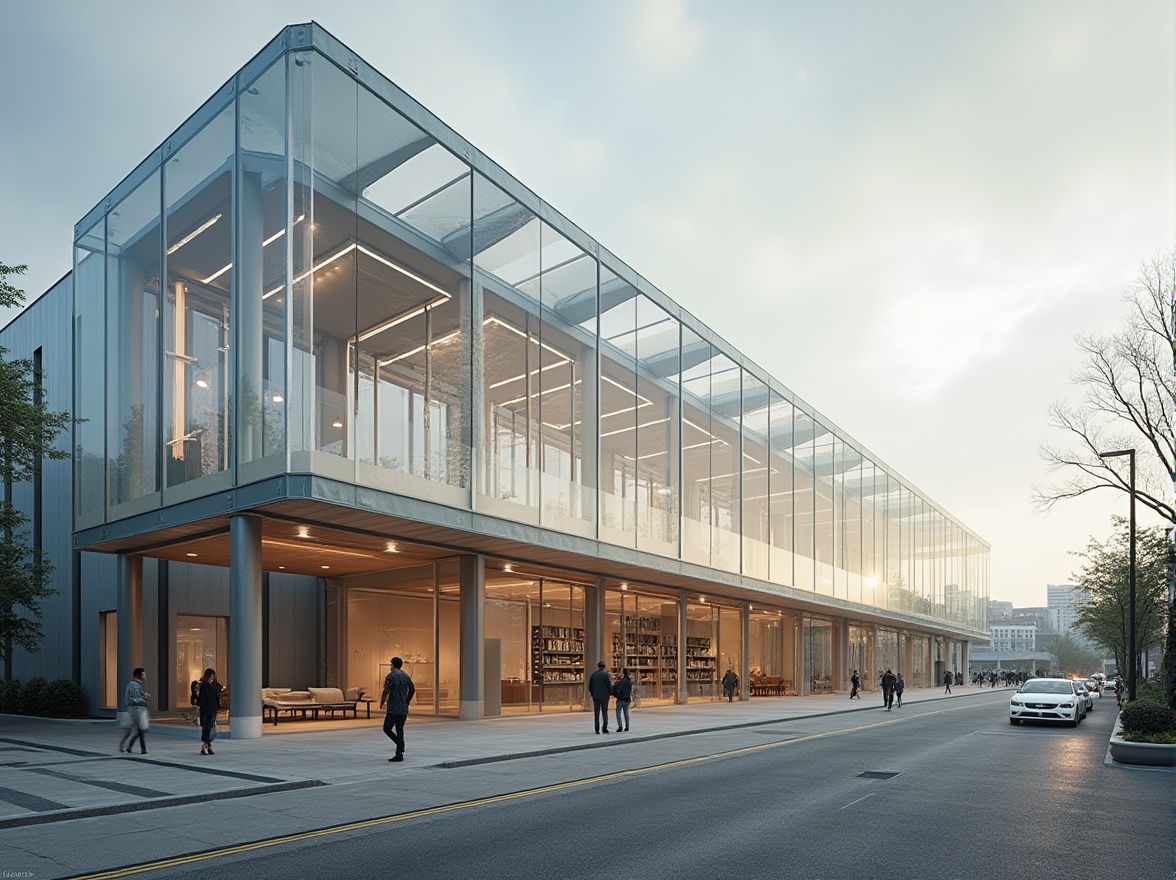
{"left": 1070, "top": 716, "right": 1079, "bottom": 728}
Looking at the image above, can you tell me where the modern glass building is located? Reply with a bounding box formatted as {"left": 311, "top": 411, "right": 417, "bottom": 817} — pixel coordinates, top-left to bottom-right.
{"left": 5, "top": 23, "right": 988, "bottom": 737}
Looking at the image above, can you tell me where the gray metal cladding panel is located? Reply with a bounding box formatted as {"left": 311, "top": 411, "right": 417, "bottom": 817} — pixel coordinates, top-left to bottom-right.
{"left": 267, "top": 573, "right": 320, "bottom": 688}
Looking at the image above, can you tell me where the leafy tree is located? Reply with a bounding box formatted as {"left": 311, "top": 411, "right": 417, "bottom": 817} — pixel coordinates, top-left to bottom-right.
{"left": 1048, "top": 632, "right": 1105, "bottom": 677}
{"left": 0, "top": 262, "right": 73, "bottom": 677}
{"left": 1072, "top": 517, "right": 1168, "bottom": 680}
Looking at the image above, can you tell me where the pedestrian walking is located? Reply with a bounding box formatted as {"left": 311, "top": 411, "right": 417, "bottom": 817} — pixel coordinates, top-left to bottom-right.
{"left": 722, "top": 668, "right": 739, "bottom": 702}
{"left": 943, "top": 670, "right": 953, "bottom": 694}
{"left": 118, "top": 668, "right": 150, "bottom": 754}
{"left": 380, "top": 655, "right": 416, "bottom": 762}
{"left": 612, "top": 668, "right": 633, "bottom": 732}
{"left": 849, "top": 669, "right": 861, "bottom": 699}
{"left": 589, "top": 660, "right": 612, "bottom": 733}
{"left": 880, "top": 668, "right": 896, "bottom": 710}
{"left": 195, "top": 668, "right": 223, "bottom": 755}
{"left": 894, "top": 673, "right": 905, "bottom": 707}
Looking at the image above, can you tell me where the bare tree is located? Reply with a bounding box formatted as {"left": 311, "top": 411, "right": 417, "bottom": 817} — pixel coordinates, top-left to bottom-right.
{"left": 1034, "top": 253, "right": 1174, "bottom": 526}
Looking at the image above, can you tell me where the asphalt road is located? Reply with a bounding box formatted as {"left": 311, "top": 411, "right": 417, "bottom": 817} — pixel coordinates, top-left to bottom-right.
{"left": 142, "top": 692, "right": 1170, "bottom": 880}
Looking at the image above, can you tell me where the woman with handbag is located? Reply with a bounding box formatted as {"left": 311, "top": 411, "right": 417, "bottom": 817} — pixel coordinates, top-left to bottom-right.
{"left": 196, "top": 668, "right": 224, "bottom": 755}
{"left": 118, "top": 668, "right": 150, "bottom": 754}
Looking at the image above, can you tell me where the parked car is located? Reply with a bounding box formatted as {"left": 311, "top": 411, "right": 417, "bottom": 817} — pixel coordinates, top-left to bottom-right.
{"left": 1010, "top": 678, "right": 1084, "bottom": 727}
{"left": 1073, "top": 681, "right": 1094, "bottom": 712}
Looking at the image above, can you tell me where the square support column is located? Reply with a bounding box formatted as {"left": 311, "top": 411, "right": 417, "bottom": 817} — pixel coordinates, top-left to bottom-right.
{"left": 116, "top": 554, "right": 143, "bottom": 725}
{"left": 582, "top": 577, "right": 606, "bottom": 710}
{"left": 459, "top": 554, "right": 485, "bottom": 721}
{"left": 677, "top": 591, "right": 688, "bottom": 704}
{"left": 229, "top": 514, "right": 263, "bottom": 739}
{"left": 741, "top": 602, "right": 751, "bottom": 701}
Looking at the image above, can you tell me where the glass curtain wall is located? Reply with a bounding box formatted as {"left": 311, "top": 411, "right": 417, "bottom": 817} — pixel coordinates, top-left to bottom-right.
{"left": 684, "top": 601, "right": 719, "bottom": 701}
{"left": 876, "top": 627, "right": 899, "bottom": 685}
{"left": 106, "top": 169, "right": 161, "bottom": 520}
{"left": 803, "top": 616, "right": 833, "bottom": 694}
{"left": 605, "top": 588, "right": 679, "bottom": 705}
{"left": 747, "top": 608, "right": 784, "bottom": 681}
{"left": 71, "top": 34, "right": 990, "bottom": 637}
{"left": 848, "top": 624, "right": 873, "bottom": 693}
{"left": 163, "top": 104, "right": 234, "bottom": 502}
{"left": 634, "top": 295, "right": 680, "bottom": 557}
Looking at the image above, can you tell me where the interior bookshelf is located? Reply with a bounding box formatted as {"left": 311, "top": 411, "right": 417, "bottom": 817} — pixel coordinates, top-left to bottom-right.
{"left": 530, "top": 625, "right": 584, "bottom": 685}
{"left": 684, "top": 636, "right": 716, "bottom": 683}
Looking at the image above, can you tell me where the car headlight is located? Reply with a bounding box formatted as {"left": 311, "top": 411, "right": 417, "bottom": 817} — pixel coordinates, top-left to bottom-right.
{"left": 1010, "top": 697, "right": 1021, "bottom": 705}
{"left": 1060, "top": 701, "right": 1074, "bottom": 708}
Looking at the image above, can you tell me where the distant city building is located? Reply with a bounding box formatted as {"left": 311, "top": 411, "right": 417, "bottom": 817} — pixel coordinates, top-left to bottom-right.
{"left": 989, "top": 625, "right": 1037, "bottom": 652}
{"left": 989, "top": 600, "right": 1014, "bottom": 620}
{"left": 1047, "top": 584, "right": 1088, "bottom": 634}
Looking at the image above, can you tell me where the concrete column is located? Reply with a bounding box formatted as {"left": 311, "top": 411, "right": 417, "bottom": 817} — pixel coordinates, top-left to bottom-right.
{"left": 229, "top": 514, "right": 263, "bottom": 739}
{"left": 459, "top": 554, "right": 485, "bottom": 721}
{"left": 677, "top": 591, "right": 688, "bottom": 704}
{"left": 116, "top": 554, "right": 144, "bottom": 724}
{"left": 583, "top": 578, "right": 605, "bottom": 710}
{"left": 740, "top": 602, "right": 751, "bottom": 701}
{"left": 837, "top": 620, "right": 849, "bottom": 692}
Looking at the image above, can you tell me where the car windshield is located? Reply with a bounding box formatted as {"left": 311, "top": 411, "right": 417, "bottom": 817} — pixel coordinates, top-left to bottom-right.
{"left": 1021, "top": 681, "right": 1073, "bottom": 695}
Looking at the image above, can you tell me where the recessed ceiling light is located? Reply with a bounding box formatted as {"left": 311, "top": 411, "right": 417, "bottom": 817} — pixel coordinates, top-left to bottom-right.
{"left": 321, "top": 565, "right": 330, "bottom": 570}
{"left": 620, "top": 583, "right": 628, "bottom": 590}
{"left": 185, "top": 552, "right": 198, "bottom": 557}
{"left": 385, "top": 542, "right": 399, "bottom": 553}
{"left": 503, "top": 564, "right": 512, "bottom": 573}
{"left": 272, "top": 394, "right": 283, "bottom": 403}
{"left": 278, "top": 566, "right": 285, "bottom": 570}
{"left": 297, "top": 526, "right": 310, "bottom": 538}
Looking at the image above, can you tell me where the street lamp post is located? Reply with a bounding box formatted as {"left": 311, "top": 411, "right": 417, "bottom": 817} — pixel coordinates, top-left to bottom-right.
{"left": 1099, "top": 448, "right": 1136, "bottom": 703}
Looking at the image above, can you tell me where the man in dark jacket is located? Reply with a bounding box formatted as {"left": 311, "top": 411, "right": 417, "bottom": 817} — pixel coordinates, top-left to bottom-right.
{"left": 588, "top": 660, "right": 612, "bottom": 734}
{"left": 612, "top": 668, "right": 633, "bottom": 732}
{"left": 880, "top": 668, "right": 897, "bottom": 711}
{"left": 380, "top": 656, "right": 416, "bottom": 762}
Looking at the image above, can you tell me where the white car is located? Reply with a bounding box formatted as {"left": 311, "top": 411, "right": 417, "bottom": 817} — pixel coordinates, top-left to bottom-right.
{"left": 1072, "top": 681, "right": 1094, "bottom": 713}
{"left": 1009, "top": 678, "right": 1085, "bottom": 727}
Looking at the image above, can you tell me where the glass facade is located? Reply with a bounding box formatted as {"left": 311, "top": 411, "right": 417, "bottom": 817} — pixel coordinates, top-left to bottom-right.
{"left": 72, "top": 25, "right": 988, "bottom": 646}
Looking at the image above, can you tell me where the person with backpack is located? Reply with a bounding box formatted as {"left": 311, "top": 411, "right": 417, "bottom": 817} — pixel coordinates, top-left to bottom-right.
{"left": 195, "top": 668, "right": 223, "bottom": 755}
{"left": 612, "top": 668, "right": 633, "bottom": 732}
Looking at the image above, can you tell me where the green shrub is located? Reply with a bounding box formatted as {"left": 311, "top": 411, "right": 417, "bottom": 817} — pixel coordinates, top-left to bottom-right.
{"left": 0, "top": 679, "right": 21, "bottom": 713}
{"left": 1120, "top": 700, "right": 1176, "bottom": 736}
{"left": 17, "top": 677, "right": 48, "bottom": 715}
{"left": 35, "top": 679, "right": 86, "bottom": 718}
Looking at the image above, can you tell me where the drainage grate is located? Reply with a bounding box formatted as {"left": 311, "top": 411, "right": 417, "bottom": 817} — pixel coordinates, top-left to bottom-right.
{"left": 857, "top": 771, "right": 901, "bottom": 780}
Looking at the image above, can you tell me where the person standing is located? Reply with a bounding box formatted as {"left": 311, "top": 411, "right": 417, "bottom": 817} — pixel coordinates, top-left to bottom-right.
{"left": 943, "top": 670, "right": 953, "bottom": 694}
{"left": 612, "top": 668, "right": 633, "bottom": 732}
{"left": 722, "top": 668, "right": 739, "bottom": 702}
{"left": 380, "top": 656, "right": 416, "bottom": 762}
{"left": 849, "top": 669, "right": 861, "bottom": 699}
{"left": 119, "top": 668, "right": 150, "bottom": 754}
{"left": 880, "top": 668, "right": 896, "bottom": 711}
{"left": 894, "top": 673, "right": 905, "bottom": 708}
{"left": 588, "top": 660, "right": 612, "bottom": 734}
{"left": 196, "top": 668, "right": 223, "bottom": 756}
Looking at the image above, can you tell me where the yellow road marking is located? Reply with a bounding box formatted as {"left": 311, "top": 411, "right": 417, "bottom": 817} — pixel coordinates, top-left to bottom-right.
{"left": 72, "top": 701, "right": 986, "bottom": 879}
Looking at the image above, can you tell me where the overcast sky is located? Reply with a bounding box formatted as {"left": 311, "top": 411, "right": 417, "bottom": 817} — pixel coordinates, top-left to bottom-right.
{"left": 1, "top": 1, "right": 1171, "bottom": 608}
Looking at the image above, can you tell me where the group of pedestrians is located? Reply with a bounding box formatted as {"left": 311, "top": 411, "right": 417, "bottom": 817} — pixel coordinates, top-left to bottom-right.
{"left": 878, "top": 668, "right": 906, "bottom": 710}
{"left": 116, "top": 666, "right": 223, "bottom": 756}
{"left": 589, "top": 661, "right": 633, "bottom": 733}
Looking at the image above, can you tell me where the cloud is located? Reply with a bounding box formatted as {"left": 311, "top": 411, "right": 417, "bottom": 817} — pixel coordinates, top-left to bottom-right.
{"left": 631, "top": 0, "right": 704, "bottom": 70}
